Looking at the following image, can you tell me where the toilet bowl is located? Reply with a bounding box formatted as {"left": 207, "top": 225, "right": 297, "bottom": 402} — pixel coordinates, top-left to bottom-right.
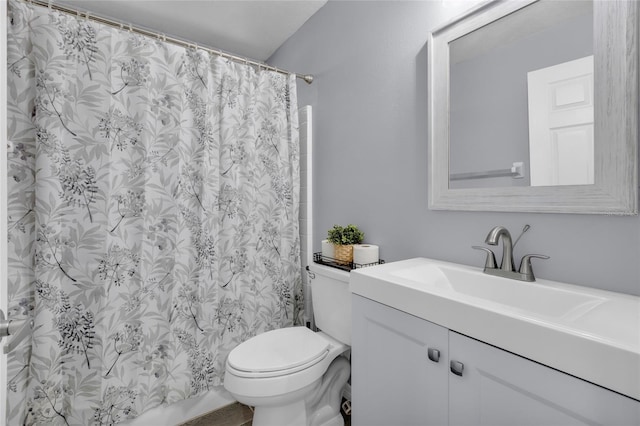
{"left": 224, "top": 264, "right": 351, "bottom": 426}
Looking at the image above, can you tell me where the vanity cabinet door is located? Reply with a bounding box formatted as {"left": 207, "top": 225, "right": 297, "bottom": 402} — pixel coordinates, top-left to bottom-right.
{"left": 448, "top": 331, "right": 640, "bottom": 426}
{"left": 352, "top": 295, "right": 449, "bottom": 426}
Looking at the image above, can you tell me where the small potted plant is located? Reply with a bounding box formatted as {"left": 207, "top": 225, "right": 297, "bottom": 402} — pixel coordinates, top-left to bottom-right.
{"left": 327, "top": 224, "right": 365, "bottom": 265}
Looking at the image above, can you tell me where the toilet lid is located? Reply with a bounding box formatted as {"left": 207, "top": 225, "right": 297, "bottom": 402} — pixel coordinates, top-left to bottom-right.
{"left": 227, "top": 327, "right": 329, "bottom": 375}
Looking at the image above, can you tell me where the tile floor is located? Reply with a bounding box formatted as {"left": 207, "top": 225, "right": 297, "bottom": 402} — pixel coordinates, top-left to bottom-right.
{"left": 180, "top": 402, "right": 253, "bottom": 426}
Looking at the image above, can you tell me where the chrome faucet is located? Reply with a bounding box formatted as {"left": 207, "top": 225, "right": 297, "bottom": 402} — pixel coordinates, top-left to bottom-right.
{"left": 485, "top": 226, "right": 515, "bottom": 272}
{"left": 473, "top": 225, "right": 549, "bottom": 282}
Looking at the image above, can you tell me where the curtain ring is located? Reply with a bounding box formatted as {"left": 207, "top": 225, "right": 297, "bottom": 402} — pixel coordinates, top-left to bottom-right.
{"left": 120, "top": 22, "right": 124, "bottom": 30}
{"left": 128, "top": 23, "right": 133, "bottom": 33}
{"left": 85, "top": 11, "right": 90, "bottom": 21}
{"left": 47, "top": 0, "right": 52, "bottom": 10}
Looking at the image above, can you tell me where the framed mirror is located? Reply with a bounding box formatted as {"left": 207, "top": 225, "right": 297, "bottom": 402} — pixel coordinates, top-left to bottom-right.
{"left": 428, "top": 0, "right": 638, "bottom": 214}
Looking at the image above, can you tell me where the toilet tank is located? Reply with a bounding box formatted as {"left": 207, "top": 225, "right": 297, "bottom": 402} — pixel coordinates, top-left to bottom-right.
{"left": 309, "top": 264, "right": 351, "bottom": 345}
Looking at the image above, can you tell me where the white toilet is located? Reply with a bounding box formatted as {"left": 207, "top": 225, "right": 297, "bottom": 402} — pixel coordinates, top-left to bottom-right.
{"left": 224, "top": 264, "right": 351, "bottom": 426}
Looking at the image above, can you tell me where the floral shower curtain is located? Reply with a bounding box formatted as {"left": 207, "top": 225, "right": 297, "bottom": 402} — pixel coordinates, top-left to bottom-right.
{"left": 6, "top": 0, "right": 302, "bottom": 424}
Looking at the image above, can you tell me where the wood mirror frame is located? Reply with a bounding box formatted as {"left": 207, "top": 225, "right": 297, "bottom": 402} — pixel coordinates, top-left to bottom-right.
{"left": 427, "top": 0, "right": 638, "bottom": 214}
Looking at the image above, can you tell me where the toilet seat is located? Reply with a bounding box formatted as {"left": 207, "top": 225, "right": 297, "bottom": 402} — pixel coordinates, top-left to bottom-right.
{"left": 227, "top": 327, "right": 330, "bottom": 378}
{"left": 224, "top": 329, "right": 349, "bottom": 402}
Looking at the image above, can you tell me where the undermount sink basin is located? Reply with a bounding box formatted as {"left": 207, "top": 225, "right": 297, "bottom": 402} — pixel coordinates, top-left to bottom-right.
{"left": 350, "top": 257, "right": 640, "bottom": 401}
{"left": 389, "top": 263, "right": 606, "bottom": 320}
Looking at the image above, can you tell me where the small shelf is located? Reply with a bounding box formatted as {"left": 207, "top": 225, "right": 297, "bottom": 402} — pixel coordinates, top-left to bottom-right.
{"left": 313, "top": 252, "right": 385, "bottom": 272}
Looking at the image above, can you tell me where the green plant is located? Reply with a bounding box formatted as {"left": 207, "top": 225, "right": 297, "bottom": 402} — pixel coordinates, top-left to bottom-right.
{"left": 327, "top": 224, "right": 364, "bottom": 245}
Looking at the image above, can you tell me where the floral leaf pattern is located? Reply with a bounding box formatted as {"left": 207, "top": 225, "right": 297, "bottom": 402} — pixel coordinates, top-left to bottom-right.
{"left": 37, "top": 128, "right": 98, "bottom": 222}
{"left": 111, "top": 58, "right": 150, "bottom": 95}
{"left": 53, "top": 12, "right": 98, "bottom": 80}
{"left": 98, "top": 245, "right": 141, "bottom": 289}
{"left": 35, "top": 70, "right": 78, "bottom": 136}
{"left": 182, "top": 48, "right": 208, "bottom": 89}
{"left": 103, "top": 323, "right": 144, "bottom": 377}
{"left": 92, "top": 386, "right": 138, "bottom": 425}
{"left": 98, "top": 109, "right": 144, "bottom": 152}
{"left": 6, "top": 1, "right": 301, "bottom": 424}
{"left": 36, "top": 279, "right": 96, "bottom": 368}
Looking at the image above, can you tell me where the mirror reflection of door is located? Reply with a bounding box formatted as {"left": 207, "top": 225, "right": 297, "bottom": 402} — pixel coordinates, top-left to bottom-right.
{"left": 527, "top": 55, "right": 594, "bottom": 186}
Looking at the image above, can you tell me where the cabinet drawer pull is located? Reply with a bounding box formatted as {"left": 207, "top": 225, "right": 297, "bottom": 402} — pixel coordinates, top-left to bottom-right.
{"left": 427, "top": 348, "right": 440, "bottom": 363}
{"left": 450, "top": 360, "right": 464, "bottom": 376}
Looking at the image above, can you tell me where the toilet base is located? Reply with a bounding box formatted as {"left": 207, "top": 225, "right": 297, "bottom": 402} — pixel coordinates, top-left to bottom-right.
{"left": 309, "top": 407, "right": 344, "bottom": 426}
{"left": 252, "top": 399, "right": 307, "bottom": 426}
{"left": 241, "top": 356, "right": 351, "bottom": 426}
{"left": 307, "top": 356, "right": 350, "bottom": 426}
{"left": 252, "top": 401, "right": 344, "bottom": 426}
{"left": 247, "top": 380, "right": 319, "bottom": 426}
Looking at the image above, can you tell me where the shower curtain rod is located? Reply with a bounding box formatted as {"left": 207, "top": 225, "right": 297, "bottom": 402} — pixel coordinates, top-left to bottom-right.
{"left": 22, "top": 0, "right": 314, "bottom": 84}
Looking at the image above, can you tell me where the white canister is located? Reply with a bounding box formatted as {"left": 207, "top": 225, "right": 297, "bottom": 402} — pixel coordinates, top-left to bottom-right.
{"left": 321, "top": 240, "right": 334, "bottom": 261}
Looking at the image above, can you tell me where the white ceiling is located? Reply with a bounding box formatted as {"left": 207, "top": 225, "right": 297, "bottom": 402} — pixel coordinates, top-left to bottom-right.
{"left": 57, "top": 0, "right": 327, "bottom": 61}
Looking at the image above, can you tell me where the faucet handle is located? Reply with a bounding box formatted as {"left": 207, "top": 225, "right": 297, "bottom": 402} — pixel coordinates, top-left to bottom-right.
{"left": 519, "top": 254, "right": 550, "bottom": 281}
{"left": 472, "top": 246, "right": 497, "bottom": 270}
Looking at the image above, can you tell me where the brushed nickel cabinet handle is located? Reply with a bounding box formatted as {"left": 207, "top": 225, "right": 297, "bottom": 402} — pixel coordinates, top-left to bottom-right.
{"left": 450, "top": 360, "right": 464, "bottom": 376}
{"left": 427, "top": 347, "right": 440, "bottom": 363}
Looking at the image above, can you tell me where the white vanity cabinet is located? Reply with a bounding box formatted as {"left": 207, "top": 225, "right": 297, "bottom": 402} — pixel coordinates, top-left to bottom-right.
{"left": 352, "top": 295, "right": 640, "bottom": 426}
{"left": 448, "top": 331, "right": 640, "bottom": 425}
{"left": 351, "top": 294, "right": 449, "bottom": 426}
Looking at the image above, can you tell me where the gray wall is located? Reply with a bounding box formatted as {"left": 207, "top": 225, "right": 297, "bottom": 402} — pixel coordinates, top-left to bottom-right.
{"left": 268, "top": 0, "right": 640, "bottom": 296}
